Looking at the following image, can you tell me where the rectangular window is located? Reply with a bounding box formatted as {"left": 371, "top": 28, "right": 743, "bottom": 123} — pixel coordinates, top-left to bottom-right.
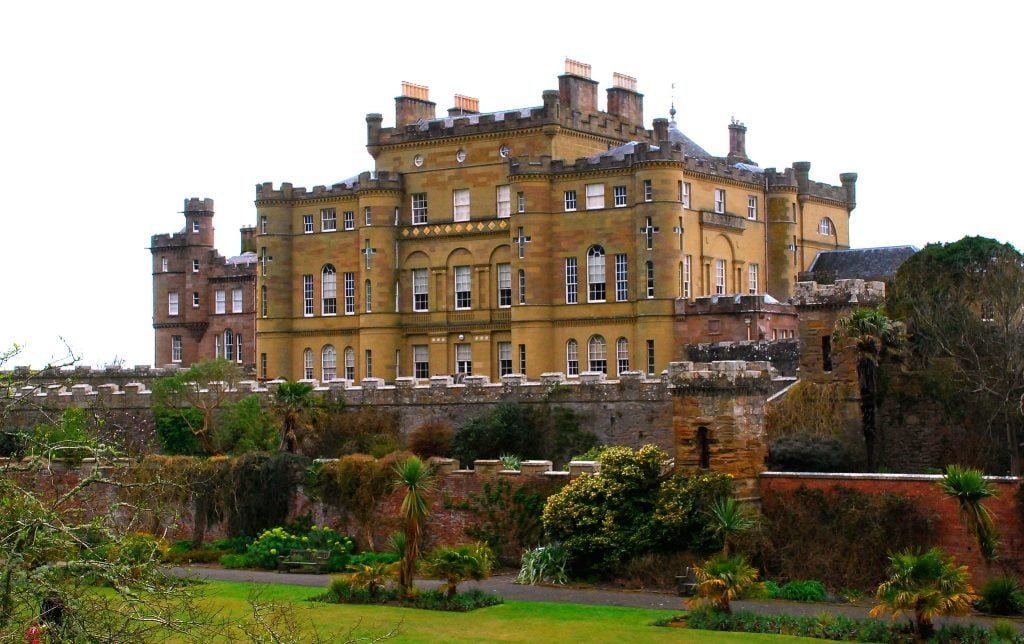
{"left": 365, "top": 349, "right": 373, "bottom": 379}
{"left": 192, "top": 292, "right": 199, "bottom": 308}
{"left": 261, "top": 353, "right": 267, "bottom": 379}
{"left": 585, "top": 183, "right": 604, "bottom": 210}
{"left": 715, "top": 259, "right": 726, "bottom": 294}
{"left": 232, "top": 288, "right": 242, "bottom": 313}
{"left": 567, "top": 341, "right": 579, "bottom": 376}
{"left": 303, "top": 214, "right": 314, "bottom": 233}
{"left": 412, "top": 268, "right": 429, "bottom": 311}
{"left": 364, "top": 207, "right": 372, "bottom": 226}
{"left": 323, "top": 269, "right": 337, "bottom": 315}
{"left": 302, "top": 275, "right": 313, "bottom": 316}
{"left": 260, "top": 216, "right": 267, "bottom": 234}
{"left": 517, "top": 191, "right": 525, "bottom": 213}
{"left": 171, "top": 335, "right": 182, "bottom": 362}
{"left": 261, "top": 286, "right": 267, "bottom": 318}
{"left": 413, "top": 345, "right": 429, "bottom": 379}
{"left": 344, "top": 272, "right": 355, "bottom": 314}
{"left": 613, "top": 185, "right": 627, "bottom": 207}
{"left": 588, "top": 252, "right": 606, "bottom": 302}
{"left": 518, "top": 344, "right": 527, "bottom": 375}
{"left": 260, "top": 247, "right": 267, "bottom": 277}
{"left": 498, "top": 342, "right": 512, "bottom": 376}
{"left": 321, "top": 207, "right": 337, "bottom": 231}
{"left": 365, "top": 280, "right": 372, "bottom": 313}
{"left": 714, "top": 188, "right": 726, "bottom": 214}
{"left": 643, "top": 179, "right": 653, "bottom": 202}
{"left": 683, "top": 255, "right": 692, "bottom": 299}
{"left": 161, "top": 257, "right": 168, "bottom": 272}
{"left": 565, "top": 257, "right": 578, "bottom": 304}
{"left": 679, "top": 181, "right": 691, "bottom": 208}
{"left": 455, "top": 343, "right": 472, "bottom": 375}
{"left": 192, "top": 258, "right": 199, "bottom": 273}
{"left": 411, "top": 193, "right": 428, "bottom": 224}
{"left": 343, "top": 211, "right": 354, "bottom": 230}
{"left": 518, "top": 269, "right": 526, "bottom": 305}
{"left": 303, "top": 350, "right": 314, "bottom": 380}
{"left": 646, "top": 261, "right": 655, "bottom": 298}
{"left": 646, "top": 339, "right": 655, "bottom": 375}
{"left": 497, "top": 263, "right": 512, "bottom": 307}
{"left": 617, "top": 339, "right": 630, "bottom": 375}
{"left": 496, "top": 185, "right": 511, "bottom": 218}
{"left": 168, "top": 292, "right": 179, "bottom": 316}
{"left": 563, "top": 190, "right": 577, "bottom": 212}
{"left": 748, "top": 263, "right": 759, "bottom": 294}
{"left": 453, "top": 189, "right": 470, "bottom": 221}
{"left": 344, "top": 349, "right": 355, "bottom": 380}
{"left": 454, "top": 265, "right": 471, "bottom": 309}
{"left": 192, "top": 220, "right": 199, "bottom": 233}
{"left": 215, "top": 290, "right": 225, "bottom": 314}
{"left": 615, "top": 254, "right": 628, "bottom": 301}
{"left": 747, "top": 196, "right": 757, "bottom": 220}
{"left": 215, "top": 336, "right": 220, "bottom": 359}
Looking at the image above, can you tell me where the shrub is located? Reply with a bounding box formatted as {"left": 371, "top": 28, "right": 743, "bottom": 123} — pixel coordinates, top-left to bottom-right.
{"left": 211, "top": 395, "right": 278, "bottom": 454}
{"left": 154, "top": 407, "right": 205, "bottom": 455}
{"left": 776, "top": 579, "right": 827, "bottom": 602}
{"left": 31, "top": 407, "right": 95, "bottom": 463}
{"left": 317, "top": 452, "right": 411, "bottom": 550}
{"left": 221, "top": 452, "right": 310, "bottom": 537}
{"left": 451, "top": 402, "right": 595, "bottom": 468}
{"left": 320, "top": 581, "right": 501, "bottom": 611}
{"left": 0, "top": 427, "right": 27, "bottom": 458}
{"left": 767, "top": 434, "right": 852, "bottom": 472}
{"left": 420, "top": 543, "right": 494, "bottom": 598}
{"left": 463, "top": 478, "right": 555, "bottom": 565}
{"left": 690, "top": 554, "right": 760, "bottom": 614}
{"left": 240, "top": 525, "right": 356, "bottom": 571}
{"left": 408, "top": 420, "right": 454, "bottom": 458}
{"left": 651, "top": 471, "right": 734, "bottom": 554}
{"left": 684, "top": 608, "right": 904, "bottom": 642}
{"left": 976, "top": 577, "right": 1024, "bottom": 615}
{"left": 308, "top": 405, "right": 401, "bottom": 458}
{"left": 499, "top": 454, "right": 521, "bottom": 470}
{"left": 516, "top": 544, "right": 569, "bottom": 586}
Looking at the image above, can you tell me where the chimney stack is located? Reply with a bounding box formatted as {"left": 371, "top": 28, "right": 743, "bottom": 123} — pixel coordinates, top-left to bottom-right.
{"left": 395, "top": 82, "right": 436, "bottom": 128}
{"left": 448, "top": 94, "right": 480, "bottom": 117}
{"left": 606, "top": 72, "right": 643, "bottom": 126}
{"left": 558, "top": 58, "right": 598, "bottom": 114}
{"left": 727, "top": 118, "right": 752, "bottom": 165}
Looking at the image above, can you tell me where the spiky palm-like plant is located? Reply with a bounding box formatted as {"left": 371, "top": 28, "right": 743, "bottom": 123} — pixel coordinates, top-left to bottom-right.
{"left": 420, "top": 543, "right": 494, "bottom": 598}
{"left": 938, "top": 465, "right": 999, "bottom": 563}
{"left": 690, "top": 554, "right": 760, "bottom": 614}
{"left": 870, "top": 548, "right": 977, "bottom": 641}
{"left": 392, "top": 456, "right": 435, "bottom": 594}
{"left": 707, "top": 497, "right": 757, "bottom": 557}
{"left": 271, "top": 381, "right": 316, "bottom": 453}
{"left": 343, "top": 561, "right": 398, "bottom": 598}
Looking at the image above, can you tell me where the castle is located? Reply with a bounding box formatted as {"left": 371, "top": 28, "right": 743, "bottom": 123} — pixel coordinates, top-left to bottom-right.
{"left": 155, "top": 60, "right": 858, "bottom": 381}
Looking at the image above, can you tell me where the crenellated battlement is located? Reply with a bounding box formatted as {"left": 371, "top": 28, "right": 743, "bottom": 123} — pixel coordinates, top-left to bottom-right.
{"left": 255, "top": 171, "right": 403, "bottom": 203}
{"left": 791, "top": 279, "right": 886, "bottom": 307}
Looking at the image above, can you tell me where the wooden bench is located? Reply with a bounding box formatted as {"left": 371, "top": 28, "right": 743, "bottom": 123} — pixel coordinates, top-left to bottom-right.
{"left": 676, "top": 567, "right": 698, "bottom": 596}
{"left": 277, "top": 549, "right": 331, "bottom": 574}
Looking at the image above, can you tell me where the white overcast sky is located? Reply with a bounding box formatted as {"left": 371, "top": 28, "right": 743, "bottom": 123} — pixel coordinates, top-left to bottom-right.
{"left": 1, "top": 1, "right": 1021, "bottom": 369}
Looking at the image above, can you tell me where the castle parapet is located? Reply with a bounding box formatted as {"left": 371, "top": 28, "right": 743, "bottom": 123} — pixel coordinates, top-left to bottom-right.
{"left": 791, "top": 279, "right": 885, "bottom": 307}
{"left": 255, "top": 172, "right": 404, "bottom": 204}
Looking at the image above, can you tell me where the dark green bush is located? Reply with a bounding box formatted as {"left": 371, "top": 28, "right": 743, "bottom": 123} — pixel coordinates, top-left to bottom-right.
{"left": 976, "top": 576, "right": 1024, "bottom": 615}
{"left": 211, "top": 395, "right": 278, "bottom": 454}
{"left": 221, "top": 452, "right": 310, "bottom": 537}
{"left": 776, "top": 579, "right": 827, "bottom": 602}
{"left": 685, "top": 608, "right": 905, "bottom": 642}
{"left": 154, "top": 407, "right": 205, "bottom": 455}
{"left": 451, "top": 402, "right": 595, "bottom": 468}
{"left": 347, "top": 552, "right": 400, "bottom": 567}
{"left": 319, "top": 581, "right": 501, "bottom": 612}
{"left": 463, "top": 478, "right": 556, "bottom": 565}
{"left": 0, "top": 427, "right": 27, "bottom": 458}
{"left": 767, "top": 434, "right": 852, "bottom": 472}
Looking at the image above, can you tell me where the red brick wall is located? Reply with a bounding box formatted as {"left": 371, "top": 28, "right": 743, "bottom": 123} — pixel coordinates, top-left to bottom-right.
{"left": 760, "top": 473, "right": 1024, "bottom": 584}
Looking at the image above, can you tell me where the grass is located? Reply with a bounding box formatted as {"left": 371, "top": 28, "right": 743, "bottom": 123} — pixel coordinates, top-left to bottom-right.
{"left": 189, "top": 580, "right": 813, "bottom": 642}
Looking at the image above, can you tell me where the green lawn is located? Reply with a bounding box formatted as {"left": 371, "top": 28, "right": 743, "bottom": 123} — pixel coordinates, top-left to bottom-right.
{"left": 193, "top": 580, "right": 813, "bottom": 642}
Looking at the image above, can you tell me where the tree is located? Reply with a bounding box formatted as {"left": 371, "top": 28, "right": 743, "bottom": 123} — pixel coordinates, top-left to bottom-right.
{"left": 318, "top": 452, "right": 411, "bottom": 551}
{"left": 420, "top": 543, "right": 493, "bottom": 598}
{"left": 392, "top": 456, "right": 435, "bottom": 594}
{"left": 938, "top": 465, "right": 999, "bottom": 564}
{"left": 151, "top": 359, "right": 243, "bottom": 455}
{"left": 706, "top": 497, "right": 756, "bottom": 557}
{"left": 690, "top": 554, "right": 760, "bottom": 614}
{"left": 888, "top": 236, "right": 1024, "bottom": 475}
{"left": 270, "top": 381, "right": 317, "bottom": 453}
{"left": 870, "top": 548, "right": 977, "bottom": 641}
{"left": 833, "top": 307, "right": 905, "bottom": 470}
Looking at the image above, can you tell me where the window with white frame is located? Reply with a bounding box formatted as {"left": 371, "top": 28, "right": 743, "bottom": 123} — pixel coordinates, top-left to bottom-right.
{"left": 497, "top": 263, "right": 512, "bottom": 307}
{"left": 563, "top": 190, "right": 577, "bottom": 212}
{"left": 683, "top": 255, "right": 692, "bottom": 299}
{"left": 303, "top": 275, "right": 313, "bottom": 316}
{"left": 453, "top": 189, "right": 470, "bottom": 221}
{"left": 616, "top": 337, "right": 630, "bottom": 375}
{"left": 496, "top": 185, "right": 510, "bottom": 218}
{"left": 192, "top": 258, "right": 199, "bottom": 273}
{"left": 646, "top": 340, "right": 655, "bottom": 375}
{"left": 364, "top": 207, "right": 372, "bottom": 226}
{"left": 819, "top": 217, "right": 834, "bottom": 235}
{"left": 455, "top": 343, "right": 472, "bottom": 375}
{"left": 587, "top": 245, "right": 606, "bottom": 302}
{"left": 344, "top": 272, "right": 355, "bottom": 314}
{"left": 261, "top": 286, "right": 267, "bottom": 318}
{"left": 344, "top": 347, "right": 355, "bottom": 380}
{"left": 613, "top": 185, "right": 627, "bottom": 207}
{"left": 322, "top": 207, "right": 337, "bottom": 231}
{"left": 192, "top": 292, "right": 199, "bottom": 308}
{"left": 748, "top": 263, "right": 759, "bottom": 294}
{"left": 261, "top": 353, "right": 267, "bottom": 379}
{"left": 747, "top": 196, "right": 757, "bottom": 220}
{"left": 322, "top": 264, "right": 337, "bottom": 315}
{"left": 679, "top": 181, "right": 691, "bottom": 208}
{"left": 646, "top": 261, "right": 655, "bottom": 298}
{"left": 161, "top": 257, "right": 168, "bottom": 272}
{"left": 365, "top": 349, "right": 373, "bottom": 378}
{"left": 518, "top": 269, "right": 526, "bottom": 305}
{"left": 260, "top": 216, "right": 267, "bottom": 234}
{"left": 585, "top": 184, "right": 604, "bottom": 210}
{"left": 518, "top": 344, "right": 527, "bottom": 375}
{"left": 615, "top": 253, "right": 628, "bottom": 301}
{"left": 498, "top": 342, "right": 512, "bottom": 376}
{"left": 454, "top": 266, "right": 471, "bottom": 309}
{"left": 365, "top": 280, "right": 372, "bottom": 313}
{"left": 303, "top": 348, "right": 314, "bottom": 380}
{"left": 588, "top": 335, "right": 607, "bottom": 373}
{"left": 322, "top": 345, "right": 337, "bottom": 381}
{"left": 412, "top": 268, "right": 428, "bottom": 311}
{"left": 303, "top": 214, "right": 314, "bottom": 233}
{"left": 343, "top": 211, "right": 354, "bottom": 230}
{"left": 566, "top": 339, "right": 579, "bottom": 376}
{"left": 171, "top": 336, "right": 182, "bottom": 362}
{"left": 565, "top": 257, "right": 578, "bottom": 304}
{"left": 715, "top": 259, "right": 726, "bottom": 294}
{"left": 413, "top": 345, "right": 429, "bottom": 379}
{"left": 714, "top": 188, "right": 726, "bottom": 214}
{"left": 214, "top": 335, "right": 220, "bottom": 359}
{"left": 224, "top": 329, "right": 235, "bottom": 362}
{"left": 411, "top": 193, "right": 428, "bottom": 224}
{"left": 643, "top": 179, "right": 653, "bottom": 202}
{"left": 517, "top": 191, "right": 525, "bottom": 213}
{"left": 215, "top": 289, "right": 225, "bottom": 314}
{"left": 232, "top": 288, "right": 242, "bottom": 313}
{"left": 192, "top": 220, "right": 200, "bottom": 233}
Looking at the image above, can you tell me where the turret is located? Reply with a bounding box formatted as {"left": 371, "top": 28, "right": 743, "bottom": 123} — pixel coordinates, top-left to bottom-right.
{"left": 840, "top": 172, "right": 858, "bottom": 211}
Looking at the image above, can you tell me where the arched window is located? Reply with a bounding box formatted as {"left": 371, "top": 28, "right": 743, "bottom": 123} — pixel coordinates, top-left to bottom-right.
{"left": 322, "top": 345, "right": 337, "bottom": 381}
{"left": 224, "top": 329, "right": 235, "bottom": 362}
{"left": 566, "top": 339, "right": 579, "bottom": 376}
{"left": 344, "top": 347, "right": 355, "bottom": 380}
{"left": 303, "top": 348, "right": 313, "bottom": 380}
{"left": 697, "top": 426, "right": 711, "bottom": 469}
{"left": 616, "top": 337, "right": 629, "bottom": 375}
{"left": 587, "top": 245, "right": 606, "bottom": 302}
{"left": 818, "top": 217, "right": 834, "bottom": 236}
{"left": 587, "top": 335, "right": 607, "bottom": 373}
{"left": 322, "top": 264, "right": 337, "bottom": 315}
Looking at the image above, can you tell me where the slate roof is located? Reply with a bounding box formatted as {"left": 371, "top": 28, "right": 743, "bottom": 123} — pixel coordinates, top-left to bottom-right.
{"left": 805, "top": 246, "right": 918, "bottom": 283}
